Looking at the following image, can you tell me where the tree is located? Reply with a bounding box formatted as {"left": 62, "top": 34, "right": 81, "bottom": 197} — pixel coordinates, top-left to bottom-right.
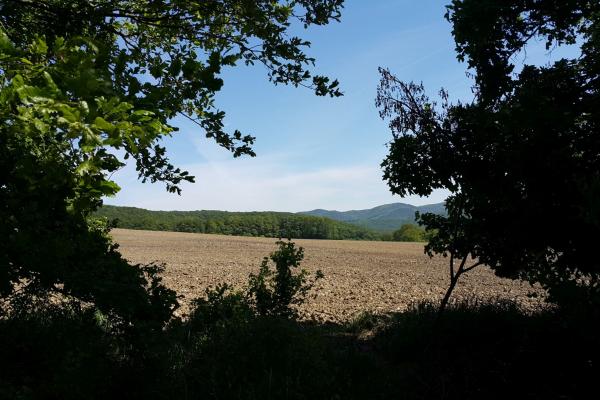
{"left": 0, "top": 0, "right": 343, "bottom": 323}
{"left": 376, "top": 0, "right": 600, "bottom": 311}
{"left": 247, "top": 240, "right": 323, "bottom": 318}
{"left": 392, "top": 223, "right": 425, "bottom": 242}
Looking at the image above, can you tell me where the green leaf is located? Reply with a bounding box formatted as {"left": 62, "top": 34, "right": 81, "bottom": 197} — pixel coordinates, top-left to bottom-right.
{"left": 94, "top": 116, "right": 115, "bottom": 133}
{"left": 98, "top": 180, "right": 121, "bottom": 196}
{"left": 0, "top": 30, "right": 14, "bottom": 54}
{"left": 56, "top": 104, "right": 80, "bottom": 123}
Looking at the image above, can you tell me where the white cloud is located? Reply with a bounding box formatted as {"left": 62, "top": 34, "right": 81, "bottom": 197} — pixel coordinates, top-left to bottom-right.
{"left": 105, "top": 153, "right": 449, "bottom": 212}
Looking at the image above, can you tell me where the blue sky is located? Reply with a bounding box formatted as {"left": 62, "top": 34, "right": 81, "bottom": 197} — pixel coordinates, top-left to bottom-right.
{"left": 105, "top": 0, "right": 579, "bottom": 212}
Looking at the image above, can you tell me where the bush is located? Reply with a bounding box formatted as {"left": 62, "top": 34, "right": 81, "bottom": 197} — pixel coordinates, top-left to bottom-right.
{"left": 247, "top": 240, "right": 323, "bottom": 318}
{"left": 0, "top": 302, "right": 120, "bottom": 400}
{"left": 187, "top": 283, "right": 253, "bottom": 331}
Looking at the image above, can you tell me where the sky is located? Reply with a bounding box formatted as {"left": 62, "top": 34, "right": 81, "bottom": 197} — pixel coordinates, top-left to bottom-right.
{"left": 105, "top": 0, "right": 580, "bottom": 212}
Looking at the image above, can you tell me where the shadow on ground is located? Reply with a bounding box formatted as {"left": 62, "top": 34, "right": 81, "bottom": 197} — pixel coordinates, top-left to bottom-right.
{"left": 1, "top": 300, "right": 598, "bottom": 400}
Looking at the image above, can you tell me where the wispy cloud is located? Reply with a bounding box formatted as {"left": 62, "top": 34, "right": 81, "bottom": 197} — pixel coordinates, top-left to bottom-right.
{"left": 105, "top": 153, "right": 448, "bottom": 212}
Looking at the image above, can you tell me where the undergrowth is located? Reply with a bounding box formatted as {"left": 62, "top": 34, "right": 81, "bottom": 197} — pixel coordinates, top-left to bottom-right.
{"left": 1, "top": 242, "right": 598, "bottom": 399}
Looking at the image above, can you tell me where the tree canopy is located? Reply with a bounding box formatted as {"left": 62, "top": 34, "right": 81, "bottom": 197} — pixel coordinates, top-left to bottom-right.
{"left": 0, "top": 0, "right": 344, "bottom": 323}
{"left": 377, "top": 0, "right": 600, "bottom": 305}
{"left": 392, "top": 223, "right": 426, "bottom": 242}
{"left": 1, "top": 0, "right": 343, "bottom": 197}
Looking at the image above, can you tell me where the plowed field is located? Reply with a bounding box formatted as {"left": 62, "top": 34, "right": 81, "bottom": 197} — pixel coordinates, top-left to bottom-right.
{"left": 112, "top": 229, "right": 545, "bottom": 322}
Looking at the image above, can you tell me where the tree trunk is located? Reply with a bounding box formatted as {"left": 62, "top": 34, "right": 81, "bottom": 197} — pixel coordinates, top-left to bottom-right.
{"left": 439, "top": 274, "right": 459, "bottom": 316}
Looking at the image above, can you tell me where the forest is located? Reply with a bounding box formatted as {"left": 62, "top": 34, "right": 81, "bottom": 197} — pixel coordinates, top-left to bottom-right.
{"left": 96, "top": 205, "right": 381, "bottom": 240}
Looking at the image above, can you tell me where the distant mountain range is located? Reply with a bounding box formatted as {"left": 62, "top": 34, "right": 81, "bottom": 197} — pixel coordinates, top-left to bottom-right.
{"left": 97, "top": 202, "right": 447, "bottom": 238}
{"left": 299, "top": 202, "right": 446, "bottom": 232}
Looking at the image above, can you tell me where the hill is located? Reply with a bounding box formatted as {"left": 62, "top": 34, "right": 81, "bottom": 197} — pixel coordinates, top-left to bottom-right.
{"left": 95, "top": 205, "right": 380, "bottom": 241}
{"left": 300, "top": 202, "right": 446, "bottom": 232}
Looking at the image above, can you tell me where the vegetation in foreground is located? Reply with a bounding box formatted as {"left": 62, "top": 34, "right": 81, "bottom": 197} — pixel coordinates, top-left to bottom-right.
{"left": 2, "top": 240, "right": 597, "bottom": 399}
{"left": 377, "top": 0, "right": 600, "bottom": 308}
{"left": 2, "top": 296, "right": 597, "bottom": 400}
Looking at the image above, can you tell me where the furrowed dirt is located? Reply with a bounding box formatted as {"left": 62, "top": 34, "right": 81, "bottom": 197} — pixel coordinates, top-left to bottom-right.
{"left": 112, "top": 228, "right": 546, "bottom": 322}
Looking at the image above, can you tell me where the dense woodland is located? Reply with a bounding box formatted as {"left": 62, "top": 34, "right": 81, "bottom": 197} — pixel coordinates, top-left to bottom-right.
{"left": 96, "top": 205, "right": 381, "bottom": 240}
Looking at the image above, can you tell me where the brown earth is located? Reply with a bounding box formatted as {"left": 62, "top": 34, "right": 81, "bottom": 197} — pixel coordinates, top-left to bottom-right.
{"left": 112, "top": 228, "right": 546, "bottom": 322}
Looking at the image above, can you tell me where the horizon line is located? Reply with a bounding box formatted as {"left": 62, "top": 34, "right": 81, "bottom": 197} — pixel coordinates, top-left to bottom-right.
{"left": 102, "top": 200, "right": 446, "bottom": 214}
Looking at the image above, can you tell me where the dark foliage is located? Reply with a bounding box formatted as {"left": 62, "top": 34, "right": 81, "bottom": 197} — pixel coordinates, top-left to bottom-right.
{"left": 376, "top": 0, "right": 600, "bottom": 307}
{"left": 1, "top": 299, "right": 597, "bottom": 399}
{"left": 368, "top": 300, "right": 599, "bottom": 399}
{"left": 0, "top": 122, "right": 178, "bottom": 326}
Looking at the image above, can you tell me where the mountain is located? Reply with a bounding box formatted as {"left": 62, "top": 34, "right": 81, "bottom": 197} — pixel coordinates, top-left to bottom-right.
{"left": 299, "top": 202, "right": 446, "bottom": 232}
{"left": 95, "top": 202, "right": 447, "bottom": 239}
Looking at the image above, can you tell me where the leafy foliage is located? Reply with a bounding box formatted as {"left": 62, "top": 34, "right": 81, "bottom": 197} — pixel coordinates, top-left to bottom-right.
{"left": 248, "top": 240, "right": 323, "bottom": 317}
{"left": 0, "top": 116, "right": 179, "bottom": 324}
{"left": 2, "top": 0, "right": 342, "bottom": 163}
{"left": 376, "top": 0, "right": 600, "bottom": 307}
{"left": 1, "top": 0, "right": 343, "bottom": 323}
{"left": 190, "top": 240, "right": 322, "bottom": 324}
{"left": 392, "top": 223, "right": 426, "bottom": 242}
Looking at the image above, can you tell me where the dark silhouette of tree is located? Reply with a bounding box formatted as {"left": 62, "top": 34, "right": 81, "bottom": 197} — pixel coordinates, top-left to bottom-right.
{"left": 376, "top": 0, "right": 600, "bottom": 311}
{"left": 0, "top": 0, "right": 344, "bottom": 323}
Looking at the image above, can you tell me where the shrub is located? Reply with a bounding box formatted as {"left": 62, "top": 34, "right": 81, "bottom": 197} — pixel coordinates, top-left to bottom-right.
{"left": 187, "top": 283, "right": 253, "bottom": 331}
{"left": 247, "top": 240, "right": 323, "bottom": 318}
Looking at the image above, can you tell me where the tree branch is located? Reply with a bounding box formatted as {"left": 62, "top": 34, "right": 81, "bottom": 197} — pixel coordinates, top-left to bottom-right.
{"left": 462, "top": 261, "right": 482, "bottom": 274}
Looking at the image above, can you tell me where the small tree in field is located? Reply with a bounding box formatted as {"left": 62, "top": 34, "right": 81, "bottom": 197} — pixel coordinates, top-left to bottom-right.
{"left": 377, "top": 0, "right": 600, "bottom": 311}
{"left": 248, "top": 240, "right": 323, "bottom": 318}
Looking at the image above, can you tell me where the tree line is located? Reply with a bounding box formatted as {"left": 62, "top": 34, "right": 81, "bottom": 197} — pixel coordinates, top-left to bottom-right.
{"left": 96, "top": 205, "right": 430, "bottom": 242}
{"left": 96, "top": 205, "right": 382, "bottom": 240}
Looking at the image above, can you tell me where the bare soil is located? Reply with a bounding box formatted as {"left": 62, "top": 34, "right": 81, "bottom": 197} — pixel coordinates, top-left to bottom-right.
{"left": 112, "top": 229, "right": 546, "bottom": 322}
